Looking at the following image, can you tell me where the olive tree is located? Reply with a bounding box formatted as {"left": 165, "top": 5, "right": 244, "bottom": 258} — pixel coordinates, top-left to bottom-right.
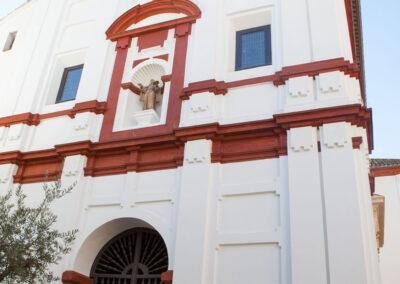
{"left": 0, "top": 181, "right": 77, "bottom": 283}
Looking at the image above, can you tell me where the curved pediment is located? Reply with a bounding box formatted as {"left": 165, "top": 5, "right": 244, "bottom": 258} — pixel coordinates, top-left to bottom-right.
{"left": 106, "top": 0, "right": 201, "bottom": 41}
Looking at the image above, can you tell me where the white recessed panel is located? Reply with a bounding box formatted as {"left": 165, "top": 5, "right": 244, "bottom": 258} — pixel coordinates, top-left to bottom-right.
{"left": 219, "top": 193, "right": 279, "bottom": 234}
{"left": 216, "top": 244, "right": 280, "bottom": 284}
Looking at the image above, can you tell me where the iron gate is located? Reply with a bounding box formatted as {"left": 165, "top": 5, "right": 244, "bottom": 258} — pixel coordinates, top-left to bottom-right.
{"left": 91, "top": 228, "right": 168, "bottom": 284}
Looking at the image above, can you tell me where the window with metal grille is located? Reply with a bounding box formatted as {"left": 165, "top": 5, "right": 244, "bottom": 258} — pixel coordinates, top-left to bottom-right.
{"left": 91, "top": 228, "right": 169, "bottom": 284}
{"left": 235, "top": 26, "right": 272, "bottom": 71}
{"left": 56, "top": 64, "right": 83, "bottom": 103}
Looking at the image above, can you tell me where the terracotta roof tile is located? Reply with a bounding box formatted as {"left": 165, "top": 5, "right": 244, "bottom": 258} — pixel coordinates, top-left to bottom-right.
{"left": 370, "top": 159, "right": 400, "bottom": 169}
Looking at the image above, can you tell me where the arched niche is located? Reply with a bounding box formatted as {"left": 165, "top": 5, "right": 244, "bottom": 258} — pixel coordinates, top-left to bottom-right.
{"left": 99, "top": 0, "right": 201, "bottom": 141}
{"left": 116, "top": 59, "right": 170, "bottom": 129}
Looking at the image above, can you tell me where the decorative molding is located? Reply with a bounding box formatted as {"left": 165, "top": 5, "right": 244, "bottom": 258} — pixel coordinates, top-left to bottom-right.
{"left": 84, "top": 141, "right": 184, "bottom": 177}
{"left": 155, "top": 54, "right": 169, "bottom": 62}
{"left": 100, "top": 18, "right": 191, "bottom": 142}
{"left": 287, "top": 76, "right": 313, "bottom": 98}
{"left": 0, "top": 104, "right": 372, "bottom": 182}
{"left": 62, "top": 271, "right": 91, "bottom": 284}
{"left": 318, "top": 71, "right": 343, "bottom": 94}
{"left": 7, "top": 124, "right": 27, "bottom": 142}
{"left": 371, "top": 166, "right": 400, "bottom": 178}
{"left": 106, "top": 0, "right": 201, "bottom": 41}
{"left": 289, "top": 127, "right": 317, "bottom": 153}
{"left": 13, "top": 155, "right": 64, "bottom": 184}
{"left": 184, "top": 140, "right": 211, "bottom": 165}
{"left": 344, "top": 0, "right": 366, "bottom": 102}
{"left": 182, "top": 79, "right": 228, "bottom": 99}
{"left": 181, "top": 58, "right": 359, "bottom": 99}
{"left": 121, "top": 82, "right": 141, "bottom": 95}
{"left": 0, "top": 113, "right": 40, "bottom": 127}
{"left": 0, "top": 100, "right": 106, "bottom": 128}
{"left": 352, "top": 136, "right": 363, "bottom": 149}
{"left": 63, "top": 155, "right": 86, "bottom": 177}
{"left": 116, "top": 36, "right": 132, "bottom": 50}
{"left": 137, "top": 29, "right": 169, "bottom": 51}
{"left": 321, "top": 123, "right": 349, "bottom": 149}
{"left": 132, "top": 58, "right": 149, "bottom": 68}
{"left": 218, "top": 230, "right": 281, "bottom": 246}
{"left": 69, "top": 100, "right": 107, "bottom": 118}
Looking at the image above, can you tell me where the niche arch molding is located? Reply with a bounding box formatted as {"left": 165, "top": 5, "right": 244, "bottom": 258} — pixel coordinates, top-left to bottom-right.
{"left": 106, "top": 0, "right": 202, "bottom": 41}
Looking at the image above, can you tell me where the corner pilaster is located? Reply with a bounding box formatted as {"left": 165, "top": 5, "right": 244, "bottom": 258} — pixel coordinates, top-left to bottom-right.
{"left": 287, "top": 126, "right": 328, "bottom": 284}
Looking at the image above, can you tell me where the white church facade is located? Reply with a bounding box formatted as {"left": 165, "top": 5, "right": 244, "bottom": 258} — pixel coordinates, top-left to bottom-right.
{"left": 0, "top": 0, "right": 399, "bottom": 283}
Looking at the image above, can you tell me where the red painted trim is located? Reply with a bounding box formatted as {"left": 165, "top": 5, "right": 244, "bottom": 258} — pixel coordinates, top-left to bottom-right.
{"left": 106, "top": 0, "right": 201, "bottom": 41}
{"left": 100, "top": 37, "right": 131, "bottom": 140}
{"left": 132, "top": 54, "right": 169, "bottom": 69}
{"left": 68, "top": 101, "right": 107, "bottom": 118}
{"left": 0, "top": 104, "right": 372, "bottom": 183}
{"left": 62, "top": 271, "right": 91, "bottom": 284}
{"left": 84, "top": 142, "right": 184, "bottom": 177}
{"left": 137, "top": 30, "right": 168, "bottom": 51}
{"left": 352, "top": 136, "right": 363, "bottom": 149}
{"left": 0, "top": 113, "right": 40, "bottom": 127}
{"left": 0, "top": 100, "right": 106, "bottom": 127}
{"left": 100, "top": 24, "right": 191, "bottom": 142}
{"left": 161, "top": 74, "right": 172, "bottom": 83}
{"left": 369, "top": 174, "right": 375, "bottom": 195}
{"left": 182, "top": 57, "right": 359, "bottom": 99}
{"left": 13, "top": 155, "right": 64, "bottom": 184}
{"left": 161, "top": 270, "right": 173, "bottom": 284}
{"left": 371, "top": 167, "right": 400, "bottom": 178}
{"left": 154, "top": 54, "right": 169, "bottom": 62}
{"left": 121, "top": 82, "right": 141, "bottom": 95}
{"left": 132, "top": 58, "right": 149, "bottom": 69}
{"left": 113, "top": 16, "right": 198, "bottom": 40}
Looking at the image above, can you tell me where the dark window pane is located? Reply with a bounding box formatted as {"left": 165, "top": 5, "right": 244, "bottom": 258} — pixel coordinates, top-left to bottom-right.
{"left": 56, "top": 65, "right": 83, "bottom": 103}
{"left": 236, "top": 26, "right": 272, "bottom": 70}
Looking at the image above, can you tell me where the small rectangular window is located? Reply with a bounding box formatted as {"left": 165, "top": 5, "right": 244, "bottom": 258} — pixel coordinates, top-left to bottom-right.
{"left": 56, "top": 65, "right": 84, "bottom": 103}
{"left": 3, "top": 32, "right": 17, "bottom": 52}
{"left": 236, "top": 26, "right": 272, "bottom": 71}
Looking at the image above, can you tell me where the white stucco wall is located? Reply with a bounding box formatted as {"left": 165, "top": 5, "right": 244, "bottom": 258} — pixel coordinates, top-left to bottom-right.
{"left": 375, "top": 175, "right": 400, "bottom": 284}
{"left": 0, "top": 0, "right": 382, "bottom": 284}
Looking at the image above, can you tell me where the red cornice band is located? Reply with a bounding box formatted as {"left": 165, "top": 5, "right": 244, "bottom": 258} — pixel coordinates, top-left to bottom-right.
{"left": 182, "top": 57, "right": 359, "bottom": 99}
{"left": 0, "top": 100, "right": 106, "bottom": 128}
{"left": 0, "top": 104, "right": 372, "bottom": 184}
{"left": 371, "top": 167, "right": 400, "bottom": 178}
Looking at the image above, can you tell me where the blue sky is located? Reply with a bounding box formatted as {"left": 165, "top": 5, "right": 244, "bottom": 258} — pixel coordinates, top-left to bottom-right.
{"left": 0, "top": 0, "right": 398, "bottom": 158}
{"left": 0, "top": 0, "right": 25, "bottom": 18}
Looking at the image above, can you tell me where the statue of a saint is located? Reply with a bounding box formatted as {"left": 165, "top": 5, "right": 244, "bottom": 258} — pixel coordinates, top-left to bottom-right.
{"left": 138, "top": 80, "right": 163, "bottom": 110}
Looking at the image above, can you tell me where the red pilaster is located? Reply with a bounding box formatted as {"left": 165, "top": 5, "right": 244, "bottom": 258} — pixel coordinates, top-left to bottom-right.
{"left": 99, "top": 37, "right": 131, "bottom": 141}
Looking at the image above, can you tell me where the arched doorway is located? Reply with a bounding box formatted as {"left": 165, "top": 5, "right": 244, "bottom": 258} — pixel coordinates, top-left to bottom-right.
{"left": 90, "top": 228, "right": 168, "bottom": 284}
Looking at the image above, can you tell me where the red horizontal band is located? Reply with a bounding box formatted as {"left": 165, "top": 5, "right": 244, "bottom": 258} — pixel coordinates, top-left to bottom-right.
{"left": 0, "top": 104, "right": 372, "bottom": 184}
{"left": 0, "top": 100, "right": 106, "bottom": 127}
{"left": 181, "top": 57, "right": 359, "bottom": 99}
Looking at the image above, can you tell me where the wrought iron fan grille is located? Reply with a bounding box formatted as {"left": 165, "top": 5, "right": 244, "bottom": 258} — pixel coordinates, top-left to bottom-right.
{"left": 91, "top": 228, "right": 168, "bottom": 284}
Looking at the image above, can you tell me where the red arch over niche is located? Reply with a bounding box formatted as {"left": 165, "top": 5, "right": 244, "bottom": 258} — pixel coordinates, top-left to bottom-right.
{"left": 106, "top": 0, "right": 201, "bottom": 41}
